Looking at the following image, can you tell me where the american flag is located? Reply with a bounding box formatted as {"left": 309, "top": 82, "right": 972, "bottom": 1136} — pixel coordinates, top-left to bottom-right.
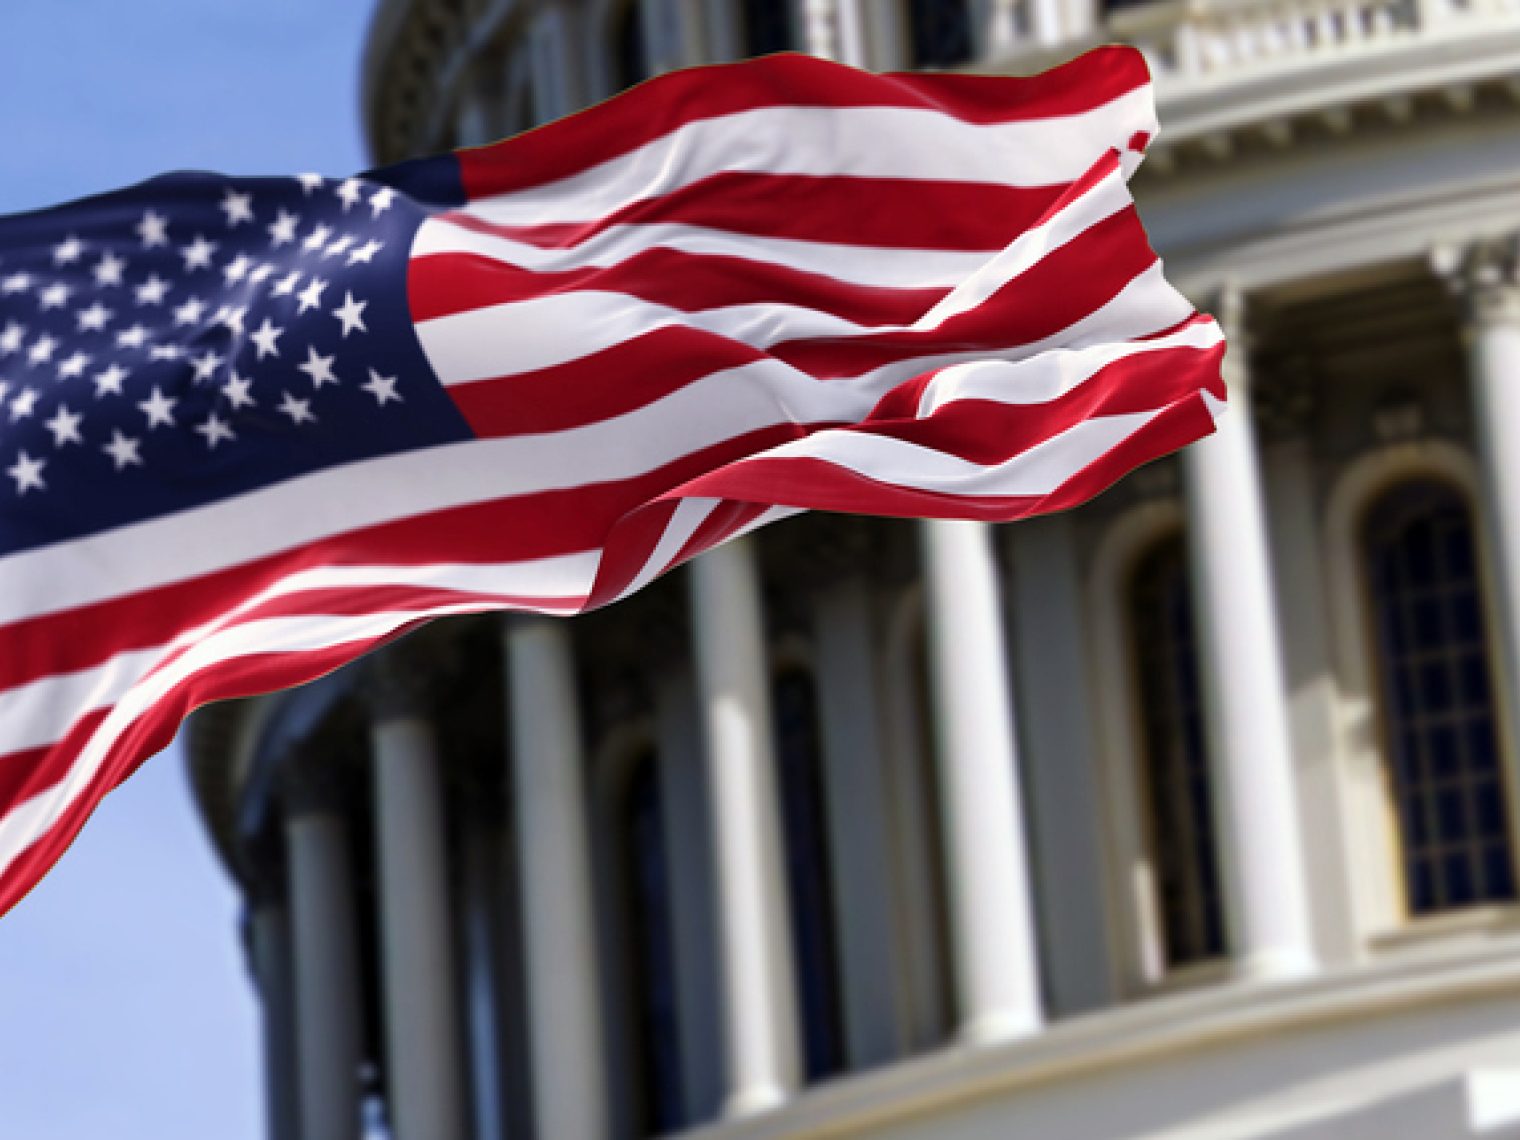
{"left": 0, "top": 46, "right": 1223, "bottom": 913}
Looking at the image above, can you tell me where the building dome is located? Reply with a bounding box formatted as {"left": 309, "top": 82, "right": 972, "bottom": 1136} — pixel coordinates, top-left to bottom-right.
{"left": 191, "top": 2, "right": 1520, "bottom": 1137}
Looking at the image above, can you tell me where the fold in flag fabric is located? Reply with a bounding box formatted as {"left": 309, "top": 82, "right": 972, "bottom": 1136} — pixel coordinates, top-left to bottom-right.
{"left": 0, "top": 45, "right": 1224, "bottom": 914}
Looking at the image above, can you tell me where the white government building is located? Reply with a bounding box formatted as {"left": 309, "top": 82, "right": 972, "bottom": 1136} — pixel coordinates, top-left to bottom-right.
{"left": 187, "top": 1, "right": 1520, "bottom": 1138}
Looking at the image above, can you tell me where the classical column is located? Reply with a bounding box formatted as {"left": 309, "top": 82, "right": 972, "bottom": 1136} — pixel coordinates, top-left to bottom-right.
{"left": 505, "top": 615, "right": 610, "bottom": 1140}
{"left": 246, "top": 891, "right": 299, "bottom": 1140}
{"left": 1004, "top": 514, "right": 1118, "bottom": 1016}
{"left": 365, "top": 653, "right": 468, "bottom": 1140}
{"left": 282, "top": 760, "right": 364, "bottom": 1140}
{"left": 918, "top": 518, "right": 1043, "bottom": 1044}
{"left": 812, "top": 572, "right": 907, "bottom": 1065}
{"left": 1179, "top": 285, "right": 1316, "bottom": 980}
{"left": 689, "top": 537, "right": 802, "bottom": 1115}
{"left": 1440, "top": 238, "right": 1520, "bottom": 706}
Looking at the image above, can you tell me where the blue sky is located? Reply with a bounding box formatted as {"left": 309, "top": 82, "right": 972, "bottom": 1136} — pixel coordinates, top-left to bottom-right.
{"left": 0, "top": 3, "right": 376, "bottom": 1136}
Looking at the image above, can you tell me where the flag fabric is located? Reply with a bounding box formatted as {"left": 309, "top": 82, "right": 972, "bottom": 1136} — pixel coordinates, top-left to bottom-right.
{"left": 0, "top": 45, "right": 1224, "bottom": 913}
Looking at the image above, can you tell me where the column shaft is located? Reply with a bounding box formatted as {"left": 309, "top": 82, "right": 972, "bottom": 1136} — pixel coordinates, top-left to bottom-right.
{"left": 919, "top": 518, "right": 1042, "bottom": 1044}
{"left": 506, "top": 615, "right": 610, "bottom": 1140}
{"left": 249, "top": 900, "right": 300, "bottom": 1140}
{"left": 1180, "top": 294, "right": 1316, "bottom": 979}
{"left": 1468, "top": 301, "right": 1520, "bottom": 704}
{"left": 690, "top": 537, "right": 801, "bottom": 1115}
{"left": 369, "top": 710, "right": 468, "bottom": 1140}
{"left": 285, "top": 806, "right": 364, "bottom": 1140}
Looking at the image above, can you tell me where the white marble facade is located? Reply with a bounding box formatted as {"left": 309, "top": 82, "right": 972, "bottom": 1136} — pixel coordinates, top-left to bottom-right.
{"left": 189, "top": 1, "right": 1520, "bottom": 1137}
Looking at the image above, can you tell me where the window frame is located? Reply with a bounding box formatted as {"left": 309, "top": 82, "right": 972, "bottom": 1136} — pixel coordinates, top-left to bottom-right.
{"left": 1088, "top": 498, "right": 1236, "bottom": 995}
{"left": 1323, "top": 441, "right": 1520, "bottom": 944}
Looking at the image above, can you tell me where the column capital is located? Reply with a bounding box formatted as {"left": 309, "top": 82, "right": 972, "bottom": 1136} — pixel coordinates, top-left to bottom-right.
{"left": 1199, "top": 281, "right": 1251, "bottom": 398}
{"left": 1432, "top": 234, "right": 1520, "bottom": 331}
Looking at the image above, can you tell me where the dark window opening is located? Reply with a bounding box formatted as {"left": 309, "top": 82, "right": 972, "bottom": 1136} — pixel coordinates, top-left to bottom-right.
{"left": 1128, "top": 535, "right": 1227, "bottom": 967}
{"left": 619, "top": 753, "right": 686, "bottom": 1134}
{"left": 773, "top": 668, "right": 847, "bottom": 1080}
{"left": 1364, "top": 480, "right": 1517, "bottom": 915}
{"left": 742, "top": 0, "right": 795, "bottom": 56}
{"left": 909, "top": 0, "right": 973, "bottom": 68}
{"left": 615, "top": 1, "right": 650, "bottom": 89}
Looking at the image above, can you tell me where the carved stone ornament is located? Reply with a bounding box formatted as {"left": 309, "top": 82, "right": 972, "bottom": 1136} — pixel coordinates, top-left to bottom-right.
{"left": 1431, "top": 234, "right": 1520, "bottom": 330}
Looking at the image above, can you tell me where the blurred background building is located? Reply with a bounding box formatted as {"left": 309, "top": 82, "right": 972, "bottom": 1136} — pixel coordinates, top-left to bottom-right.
{"left": 189, "top": 1, "right": 1520, "bottom": 1137}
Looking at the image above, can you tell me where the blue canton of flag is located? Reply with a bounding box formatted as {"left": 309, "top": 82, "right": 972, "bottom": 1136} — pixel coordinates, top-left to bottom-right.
{"left": 0, "top": 163, "right": 472, "bottom": 556}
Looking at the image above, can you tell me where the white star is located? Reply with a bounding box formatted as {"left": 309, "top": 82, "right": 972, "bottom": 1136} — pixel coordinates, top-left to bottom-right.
{"left": 222, "top": 373, "right": 255, "bottom": 409}
{"left": 93, "top": 253, "right": 126, "bottom": 287}
{"left": 76, "top": 302, "right": 113, "bottom": 331}
{"left": 322, "top": 234, "right": 355, "bottom": 260}
{"left": 138, "top": 210, "right": 170, "bottom": 248}
{"left": 138, "top": 386, "right": 177, "bottom": 428}
{"left": 214, "top": 304, "right": 247, "bottom": 334}
{"left": 149, "top": 344, "right": 183, "bottom": 361}
{"left": 272, "top": 270, "right": 302, "bottom": 297}
{"left": 52, "top": 235, "right": 84, "bottom": 266}
{"left": 93, "top": 363, "right": 128, "bottom": 397}
{"left": 248, "top": 263, "right": 274, "bottom": 285}
{"left": 102, "top": 429, "right": 143, "bottom": 470}
{"left": 44, "top": 405, "right": 83, "bottom": 447}
{"left": 346, "top": 239, "right": 384, "bottom": 266}
{"left": 332, "top": 291, "right": 367, "bottom": 337}
{"left": 369, "top": 186, "right": 396, "bottom": 217}
{"left": 295, "top": 173, "right": 325, "bottom": 195}
{"left": 0, "top": 322, "right": 23, "bottom": 355}
{"left": 135, "top": 274, "right": 170, "bottom": 306}
{"left": 297, "top": 345, "right": 338, "bottom": 388}
{"left": 278, "top": 390, "right": 315, "bottom": 425}
{"left": 195, "top": 413, "right": 236, "bottom": 448}
{"left": 249, "top": 318, "right": 283, "bottom": 359}
{"left": 10, "top": 388, "right": 39, "bottom": 421}
{"left": 301, "top": 224, "right": 333, "bottom": 253}
{"left": 116, "top": 324, "right": 149, "bottom": 348}
{"left": 174, "top": 297, "right": 207, "bottom": 327}
{"left": 335, "top": 178, "right": 365, "bottom": 211}
{"left": 295, "top": 277, "right": 327, "bottom": 314}
{"left": 267, "top": 209, "right": 300, "bottom": 247}
{"left": 27, "top": 335, "right": 56, "bottom": 365}
{"left": 222, "top": 254, "right": 253, "bottom": 283}
{"left": 57, "top": 351, "right": 90, "bottom": 379}
{"left": 6, "top": 450, "right": 45, "bottom": 494}
{"left": 362, "top": 368, "right": 401, "bottom": 406}
{"left": 221, "top": 189, "right": 255, "bottom": 227}
{"left": 1, "top": 271, "right": 31, "bottom": 294}
{"left": 180, "top": 235, "right": 218, "bottom": 271}
{"left": 190, "top": 350, "right": 223, "bottom": 383}
{"left": 38, "top": 283, "right": 70, "bottom": 310}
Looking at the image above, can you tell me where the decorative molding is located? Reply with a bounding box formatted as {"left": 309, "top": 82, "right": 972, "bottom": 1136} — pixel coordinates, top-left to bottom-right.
{"left": 1431, "top": 233, "right": 1520, "bottom": 331}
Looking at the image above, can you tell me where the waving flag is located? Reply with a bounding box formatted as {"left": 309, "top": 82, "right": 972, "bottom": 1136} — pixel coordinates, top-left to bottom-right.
{"left": 0, "top": 46, "right": 1223, "bottom": 913}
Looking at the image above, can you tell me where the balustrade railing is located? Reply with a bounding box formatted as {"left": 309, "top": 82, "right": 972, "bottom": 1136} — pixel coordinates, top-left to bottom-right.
{"left": 1109, "top": 0, "right": 1518, "bottom": 85}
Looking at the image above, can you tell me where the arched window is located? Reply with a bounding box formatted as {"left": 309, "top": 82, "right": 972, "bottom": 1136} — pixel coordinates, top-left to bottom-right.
{"left": 1363, "top": 480, "right": 1517, "bottom": 915}
{"left": 741, "top": 0, "right": 795, "bottom": 55}
{"left": 1127, "top": 535, "right": 1227, "bottom": 968}
{"left": 909, "top": 0, "right": 973, "bottom": 68}
{"left": 773, "top": 667, "right": 847, "bottom": 1080}
{"left": 614, "top": 1, "right": 649, "bottom": 90}
{"left": 616, "top": 751, "right": 685, "bottom": 1134}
